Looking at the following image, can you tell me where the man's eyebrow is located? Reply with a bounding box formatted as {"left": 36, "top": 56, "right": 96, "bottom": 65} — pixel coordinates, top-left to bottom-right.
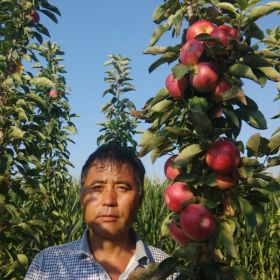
{"left": 114, "top": 180, "right": 134, "bottom": 187}
{"left": 85, "top": 179, "right": 107, "bottom": 187}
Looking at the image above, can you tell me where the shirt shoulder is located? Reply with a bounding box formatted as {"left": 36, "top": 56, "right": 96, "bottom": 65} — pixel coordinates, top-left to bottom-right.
{"left": 38, "top": 239, "right": 81, "bottom": 258}
{"left": 144, "top": 244, "right": 170, "bottom": 263}
{"left": 24, "top": 240, "right": 82, "bottom": 280}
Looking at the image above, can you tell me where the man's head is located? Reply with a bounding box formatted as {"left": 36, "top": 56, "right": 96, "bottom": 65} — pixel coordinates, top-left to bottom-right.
{"left": 81, "top": 143, "right": 145, "bottom": 194}
{"left": 80, "top": 144, "right": 145, "bottom": 239}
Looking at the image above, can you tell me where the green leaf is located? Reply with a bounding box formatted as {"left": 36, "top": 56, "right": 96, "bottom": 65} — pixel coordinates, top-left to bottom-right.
{"left": 0, "top": 154, "right": 12, "bottom": 174}
{"left": 151, "top": 100, "right": 173, "bottom": 113}
{"left": 17, "top": 254, "right": 28, "bottom": 265}
{"left": 239, "top": 197, "right": 257, "bottom": 235}
{"left": 143, "top": 46, "right": 168, "bottom": 55}
{"left": 228, "top": 63, "right": 259, "bottom": 83}
{"left": 267, "top": 156, "right": 280, "bottom": 167}
{"left": 216, "top": 2, "right": 237, "bottom": 13}
{"left": 268, "top": 131, "right": 280, "bottom": 153}
{"left": 174, "top": 144, "right": 203, "bottom": 165}
{"left": 150, "top": 22, "right": 170, "bottom": 46}
{"left": 246, "top": 133, "right": 261, "bottom": 157}
{"left": 152, "top": 2, "right": 171, "bottom": 23}
{"left": 218, "top": 220, "right": 238, "bottom": 258}
{"left": 171, "top": 64, "right": 193, "bottom": 80}
{"left": 148, "top": 51, "right": 178, "bottom": 73}
{"left": 190, "top": 106, "right": 213, "bottom": 136}
{"left": 41, "top": 1, "right": 61, "bottom": 15}
{"left": 40, "top": 9, "right": 58, "bottom": 23}
{"left": 25, "top": 93, "right": 47, "bottom": 110}
{"left": 258, "top": 66, "right": 280, "bottom": 82}
{"left": 226, "top": 266, "right": 255, "bottom": 280}
{"left": 30, "top": 77, "right": 55, "bottom": 88}
{"left": 139, "top": 135, "right": 165, "bottom": 157}
{"left": 236, "top": 108, "right": 267, "bottom": 129}
{"left": 224, "top": 109, "right": 241, "bottom": 129}
{"left": 150, "top": 88, "right": 170, "bottom": 106}
{"left": 241, "top": 157, "right": 261, "bottom": 167}
{"left": 7, "top": 126, "right": 24, "bottom": 139}
{"left": 246, "top": 2, "right": 280, "bottom": 24}
{"left": 220, "top": 86, "right": 247, "bottom": 105}
{"left": 236, "top": 0, "right": 249, "bottom": 10}
{"left": 161, "top": 213, "right": 173, "bottom": 236}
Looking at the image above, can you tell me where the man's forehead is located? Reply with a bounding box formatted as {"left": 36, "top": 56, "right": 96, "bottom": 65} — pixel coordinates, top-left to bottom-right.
{"left": 90, "top": 160, "right": 133, "bottom": 173}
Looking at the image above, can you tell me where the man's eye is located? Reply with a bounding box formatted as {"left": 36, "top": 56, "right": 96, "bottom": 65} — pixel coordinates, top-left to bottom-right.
{"left": 85, "top": 185, "right": 102, "bottom": 192}
{"left": 117, "top": 185, "right": 130, "bottom": 191}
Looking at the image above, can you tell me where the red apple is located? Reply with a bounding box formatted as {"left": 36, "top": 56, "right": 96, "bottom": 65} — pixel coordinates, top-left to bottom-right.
{"left": 180, "top": 204, "right": 215, "bottom": 241}
{"left": 189, "top": 62, "right": 219, "bottom": 93}
{"left": 163, "top": 182, "right": 193, "bottom": 213}
{"left": 206, "top": 140, "right": 240, "bottom": 173}
{"left": 48, "top": 89, "right": 58, "bottom": 99}
{"left": 165, "top": 73, "right": 189, "bottom": 100}
{"left": 169, "top": 218, "right": 191, "bottom": 246}
{"left": 186, "top": 20, "right": 215, "bottom": 42}
{"left": 164, "top": 156, "right": 181, "bottom": 180}
{"left": 212, "top": 79, "right": 232, "bottom": 100}
{"left": 215, "top": 170, "right": 239, "bottom": 190}
{"left": 217, "top": 24, "right": 238, "bottom": 39}
{"left": 30, "top": 9, "right": 40, "bottom": 23}
{"left": 180, "top": 39, "right": 204, "bottom": 65}
{"left": 209, "top": 28, "right": 231, "bottom": 47}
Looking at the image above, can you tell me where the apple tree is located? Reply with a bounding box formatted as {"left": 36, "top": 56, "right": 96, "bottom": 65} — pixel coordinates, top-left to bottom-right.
{"left": 97, "top": 54, "right": 140, "bottom": 152}
{"left": 135, "top": 0, "right": 280, "bottom": 279}
{"left": 0, "top": 1, "right": 77, "bottom": 278}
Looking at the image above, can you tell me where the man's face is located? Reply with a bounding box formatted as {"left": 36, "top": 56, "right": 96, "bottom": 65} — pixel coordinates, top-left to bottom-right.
{"left": 81, "top": 162, "right": 142, "bottom": 239}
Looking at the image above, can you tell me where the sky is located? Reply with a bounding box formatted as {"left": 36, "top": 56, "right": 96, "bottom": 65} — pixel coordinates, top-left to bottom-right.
{"left": 43, "top": 0, "right": 279, "bottom": 180}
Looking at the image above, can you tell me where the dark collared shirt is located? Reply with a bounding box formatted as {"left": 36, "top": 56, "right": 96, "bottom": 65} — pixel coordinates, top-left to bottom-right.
{"left": 25, "top": 229, "right": 172, "bottom": 280}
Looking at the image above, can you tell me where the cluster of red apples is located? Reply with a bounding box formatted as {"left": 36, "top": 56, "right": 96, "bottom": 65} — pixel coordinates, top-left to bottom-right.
{"left": 163, "top": 138, "right": 240, "bottom": 246}
{"left": 166, "top": 19, "right": 238, "bottom": 100}
{"left": 162, "top": 20, "right": 242, "bottom": 246}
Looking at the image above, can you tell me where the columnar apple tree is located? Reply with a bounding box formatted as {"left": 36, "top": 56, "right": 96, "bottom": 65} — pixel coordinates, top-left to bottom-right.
{"left": 137, "top": 0, "right": 280, "bottom": 279}
{"left": 97, "top": 54, "right": 140, "bottom": 153}
{"left": 0, "top": 1, "right": 77, "bottom": 278}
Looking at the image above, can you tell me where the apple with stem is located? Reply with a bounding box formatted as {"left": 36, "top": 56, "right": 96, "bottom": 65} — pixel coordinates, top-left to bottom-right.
{"left": 164, "top": 155, "right": 181, "bottom": 180}
{"left": 206, "top": 140, "right": 240, "bottom": 173}
{"left": 165, "top": 73, "right": 189, "bottom": 100}
{"left": 180, "top": 204, "right": 215, "bottom": 241}
{"left": 180, "top": 39, "right": 204, "bottom": 65}
{"left": 215, "top": 170, "right": 239, "bottom": 190}
{"left": 211, "top": 79, "right": 232, "bottom": 100}
{"left": 169, "top": 218, "right": 191, "bottom": 246}
{"left": 189, "top": 62, "right": 219, "bottom": 93}
{"left": 186, "top": 20, "right": 215, "bottom": 42}
{"left": 217, "top": 24, "right": 238, "bottom": 39}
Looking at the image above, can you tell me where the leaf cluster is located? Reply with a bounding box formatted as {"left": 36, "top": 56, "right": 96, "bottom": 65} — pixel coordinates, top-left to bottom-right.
{"left": 97, "top": 54, "right": 140, "bottom": 153}
{"left": 0, "top": 1, "right": 78, "bottom": 278}
{"left": 135, "top": 1, "right": 280, "bottom": 279}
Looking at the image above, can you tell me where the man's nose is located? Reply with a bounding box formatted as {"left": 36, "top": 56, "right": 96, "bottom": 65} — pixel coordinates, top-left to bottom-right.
{"left": 102, "top": 189, "right": 118, "bottom": 206}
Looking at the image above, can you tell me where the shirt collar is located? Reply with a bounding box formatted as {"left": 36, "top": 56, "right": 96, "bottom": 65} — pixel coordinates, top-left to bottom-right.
{"left": 78, "top": 228, "right": 148, "bottom": 264}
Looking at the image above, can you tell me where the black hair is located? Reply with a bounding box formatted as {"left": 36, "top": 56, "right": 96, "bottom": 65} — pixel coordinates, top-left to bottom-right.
{"left": 80, "top": 143, "right": 145, "bottom": 194}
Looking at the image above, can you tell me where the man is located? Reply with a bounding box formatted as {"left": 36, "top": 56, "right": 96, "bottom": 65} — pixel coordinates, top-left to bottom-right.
{"left": 25, "top": 144, "right": 172, "bottom": 280}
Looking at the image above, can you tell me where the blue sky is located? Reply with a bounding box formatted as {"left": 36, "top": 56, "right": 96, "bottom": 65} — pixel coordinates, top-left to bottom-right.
{"left": 44, "top": 1, "right": 279, "bottom": 179}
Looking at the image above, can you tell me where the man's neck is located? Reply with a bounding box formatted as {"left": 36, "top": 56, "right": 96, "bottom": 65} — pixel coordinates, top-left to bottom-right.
{"left": 87, "top": 228, "right": 136, "bottom": 259}
{"left": 87, "top": 229, "right": 136, "bottom": 280}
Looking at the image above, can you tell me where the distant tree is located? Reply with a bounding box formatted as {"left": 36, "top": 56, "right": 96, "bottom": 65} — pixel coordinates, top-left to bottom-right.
{"left": 97, "top": 54, "right": 140, "bottom": 153}
{"left": 0, "top": 1, "right": 77, "bottom": 278}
